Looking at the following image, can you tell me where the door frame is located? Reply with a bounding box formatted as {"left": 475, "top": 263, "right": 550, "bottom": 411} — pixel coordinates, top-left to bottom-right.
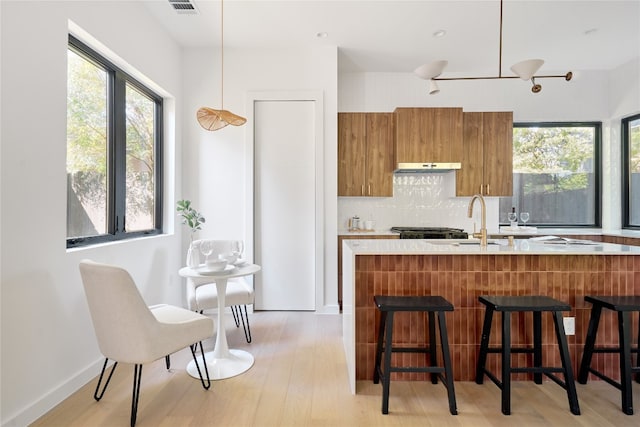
{"left": 245, "top": 91, "right": 324, "bottom": 312}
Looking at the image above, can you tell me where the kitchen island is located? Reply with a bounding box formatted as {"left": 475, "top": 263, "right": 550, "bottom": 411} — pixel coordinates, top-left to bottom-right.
{"left": 342, "top": 238, "right": 640, "bottom": 394}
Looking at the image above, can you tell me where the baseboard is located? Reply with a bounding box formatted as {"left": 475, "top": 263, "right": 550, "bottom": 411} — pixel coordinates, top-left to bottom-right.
{"left": 1, "top": 357, "right": 106, "bottom": 427}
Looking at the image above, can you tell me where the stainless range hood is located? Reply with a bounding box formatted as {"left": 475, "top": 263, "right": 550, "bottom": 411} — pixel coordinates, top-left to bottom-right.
{"left": 395, "top": 162, "right": 461, "bottom": 173}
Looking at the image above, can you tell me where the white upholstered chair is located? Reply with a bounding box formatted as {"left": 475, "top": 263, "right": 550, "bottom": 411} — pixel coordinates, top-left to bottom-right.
{"left": 187, "top": 239, "right": 254, "bottom": 343}
{"left": 79, "top": 260, "right": 214, "bottom": 427}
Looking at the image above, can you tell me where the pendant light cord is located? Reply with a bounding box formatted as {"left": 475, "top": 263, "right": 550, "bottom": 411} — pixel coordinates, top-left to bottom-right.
{"left": 220, "top": 0, "right": 224, "bottom": 109}
{"left": 498, "top": 0, "right": 503, "bottom": 78}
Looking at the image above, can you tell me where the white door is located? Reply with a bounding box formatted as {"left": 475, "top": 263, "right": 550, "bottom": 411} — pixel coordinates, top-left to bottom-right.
{"left": 254, "top": 100, "right": 315, "bottom": 310}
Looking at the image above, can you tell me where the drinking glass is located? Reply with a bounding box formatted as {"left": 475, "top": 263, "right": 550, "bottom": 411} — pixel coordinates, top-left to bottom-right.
{"left": 232, "top": 240, "right": 244, "bottom": 259}
{"left": 520, "top": 212, "right": 530, "bottom": 227}
{"left": 200, "top": 241, "right": 213, "bottom": 262}
{"left": 507, "top": 212, "right": 518, "bottom": 228}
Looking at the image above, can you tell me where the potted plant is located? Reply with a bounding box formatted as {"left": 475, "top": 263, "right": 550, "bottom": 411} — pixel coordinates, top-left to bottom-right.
{"left": 177, "top": 199, "right": 205, "bottom": 267}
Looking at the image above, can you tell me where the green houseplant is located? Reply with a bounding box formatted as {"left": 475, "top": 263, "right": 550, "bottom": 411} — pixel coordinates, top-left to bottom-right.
{"left": 177, "top": 199, "right": 205, "bottom": 267}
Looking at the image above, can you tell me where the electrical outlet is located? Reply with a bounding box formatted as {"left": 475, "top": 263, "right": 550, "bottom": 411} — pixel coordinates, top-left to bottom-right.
{"left": 563, "top": 317, "right": 575, "bottom": 335}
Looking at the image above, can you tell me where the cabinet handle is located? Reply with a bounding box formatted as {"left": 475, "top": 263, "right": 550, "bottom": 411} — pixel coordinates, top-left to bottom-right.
{"left": 479, "top": 184, "right": 484, "bottom": 194}
{"left": 368, "top": 185, "right": 371, "bottom": 195}
{"left": 486, "top": 184, "right": 490, "bottom": 195}
{"left": 361, "top": 185, "right": 365, "bottom": 195}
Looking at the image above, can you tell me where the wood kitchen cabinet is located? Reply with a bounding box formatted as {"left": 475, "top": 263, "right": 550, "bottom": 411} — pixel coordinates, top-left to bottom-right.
{"left": 456, "top": 111, "right": 513, "bottom": 197}
{"left": 338, "top": 113, "right": 395, "bottom": 197}
{"left": 394, "top": 107, "right": 463, "bottom": 163}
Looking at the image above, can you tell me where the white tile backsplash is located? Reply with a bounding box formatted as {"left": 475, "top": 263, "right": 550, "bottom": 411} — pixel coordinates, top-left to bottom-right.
{"left": 338, "top": 173, "right": 500, "bottom": 233}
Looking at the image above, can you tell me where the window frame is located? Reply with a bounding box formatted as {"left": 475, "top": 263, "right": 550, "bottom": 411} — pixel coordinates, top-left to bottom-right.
{"left": 67, "top": 35, "right": 163, "bottom": 248}
{"left": 506, "top": 121, "right": 602, "bottom": 228}
{"left": 622, "top": 113, "right": 640, "bottom": 230}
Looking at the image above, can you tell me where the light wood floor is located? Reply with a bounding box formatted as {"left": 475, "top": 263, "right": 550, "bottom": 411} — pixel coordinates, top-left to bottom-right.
{"left": 32, "top": 311, "right": 640, "bottom": 426}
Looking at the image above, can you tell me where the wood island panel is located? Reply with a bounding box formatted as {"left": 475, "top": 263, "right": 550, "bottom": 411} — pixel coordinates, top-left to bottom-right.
{"left": 354, "top": 254, "right": 640, "bottom": 382}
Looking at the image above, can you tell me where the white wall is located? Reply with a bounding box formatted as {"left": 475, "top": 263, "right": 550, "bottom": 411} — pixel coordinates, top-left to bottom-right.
{"left": 0, "top": 2, "right": 184, "bottom": 425}
{"left": 602, "top": 57, "right": 640, "bottom": 230}
{"left": 181, "top": 46, "right": 339, "bottom": 313}
{"left": 337, "top": 68, "right": 632, "bottom": 232}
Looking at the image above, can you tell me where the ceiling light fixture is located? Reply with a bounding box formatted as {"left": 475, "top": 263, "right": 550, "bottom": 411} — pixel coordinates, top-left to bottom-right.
{"left": 196, "top": 0, "right": 246, "bottom": 131}
{"left": 415, "top": 0, "right": 572, "bottom": 94}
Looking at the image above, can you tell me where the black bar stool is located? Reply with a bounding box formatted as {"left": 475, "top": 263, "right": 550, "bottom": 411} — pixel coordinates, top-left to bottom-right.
{"left": 476, "top": 295, "right": 580, "bottom": 415}
{"left": 373, "top": 295, "right": 457, "bottom": 415}
{"left": 578, "top": 295, "right": 640, "bottom": 415}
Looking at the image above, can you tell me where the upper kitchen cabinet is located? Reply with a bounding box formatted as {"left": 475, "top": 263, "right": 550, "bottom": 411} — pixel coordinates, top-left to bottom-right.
{"left": 394, "top": 107, "right": 463, "bottom": 163}
{"left": 456, "top": 111, "right": 513, "bottom": 197}
{"left": 338, "top": 112, "right": 395, "bottom": 197}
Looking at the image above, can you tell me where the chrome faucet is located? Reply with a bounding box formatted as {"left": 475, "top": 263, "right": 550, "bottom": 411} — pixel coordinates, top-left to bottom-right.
{"left": 467, "top": 194, "right": 488, "bottom": 247}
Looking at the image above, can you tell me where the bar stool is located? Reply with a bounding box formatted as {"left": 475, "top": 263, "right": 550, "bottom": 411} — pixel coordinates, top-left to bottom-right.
{"left": 578, "top": 295, "right": 640, "bottom": 415}
{"left": 475, "top": 295, "right": 580, "bottom": 415}
{"left": 373, "top": 295, "right": 457, "bottom": 415}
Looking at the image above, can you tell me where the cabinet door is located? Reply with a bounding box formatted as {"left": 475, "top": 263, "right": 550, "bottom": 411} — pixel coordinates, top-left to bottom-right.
{"left": 338, "top": 113, "right": 366, "bottom": 196}
{"left": 395, "top": 107, "right": 463, "bottom": 163}
{"left": 365, "top": 113, "right": 395, "bottom": 196}
{"left": 483, "top": 112, "right": 513, "bottom": 197}
{"left": 456, "top": 111, "right": 513, "bottom": 197}
{"left": 457, "top": 112, "right": 485, "bottom": 196}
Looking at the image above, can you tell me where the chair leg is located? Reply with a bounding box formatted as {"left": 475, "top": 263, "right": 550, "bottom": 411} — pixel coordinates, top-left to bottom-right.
{"left": 533, "top": 311, "right": 542, "bottom": 384}
{"left": 437, "top": 311, "right": 458, "bottom": 415}
{"left": 618, "top": 311, "right": 634, "bottom": 415}
{"left": 373, "top": 311, "right": 387, "bottom": 384}
{"left": 428, "top": 311, "right": 438, "bottom": 384}
{"left": 381, "top": 311, "right": 395, "bottom": 414}
{"left": 476, "top": 307, "right": 494, "bottom": 384}
{"left": 238, "top": 305, "right": 252, "bottom": 343}
{"left": 190, "top": 341, "right": 211, "bottom": 390}
{"left": 501, "top": 311, "right": 512, "bottom": 415}
{"left": 165, "top": 355, "right": 171, "bottom": 370}
{"left": 131, "top": 364, "right": 143, "bottom": 427}
{"left": 636, "top": 313, "right": 640, "bottom": 384}
{"left": 552, "top": 311, "right": 581, "bottom": 416}
{"left": 94, "top": 358, "right": 118, "bottom": 401}
{"left": 231, "top": 305, "right": 241, "bottom": 327}
{"left": 578, "top": 304, "right": 602, "bottom": 383}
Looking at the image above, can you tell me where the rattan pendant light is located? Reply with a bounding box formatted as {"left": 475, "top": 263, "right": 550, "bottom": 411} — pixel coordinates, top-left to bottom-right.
{"left": 196, "top": 0, "right": 246, "bottom": 131}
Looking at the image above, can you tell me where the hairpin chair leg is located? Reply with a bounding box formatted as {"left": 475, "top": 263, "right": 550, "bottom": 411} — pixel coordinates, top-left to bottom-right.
{"left": 238, "top": 305, "right": 252, "bottom": 343}
{"left": 94, "top": 358, "right": 118, "bottom": 401}
{"left": 130, "top": 364, "right": 143, "bottom": 427}
{"left": 165, "top": 355, "right": 170, "bottom": 370}
{"left": 190, "top": 341, "right": 211, "bottom": 390}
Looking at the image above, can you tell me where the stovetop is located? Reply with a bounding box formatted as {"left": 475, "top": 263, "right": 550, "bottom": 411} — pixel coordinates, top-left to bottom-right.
{"left": 391, "top": 226, "right": 468, "bottom": 239}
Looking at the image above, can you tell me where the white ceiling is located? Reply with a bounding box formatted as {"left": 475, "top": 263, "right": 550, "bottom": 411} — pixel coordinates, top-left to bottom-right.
{"left": 143, "top": 0, "right": 640, "bottom": 75}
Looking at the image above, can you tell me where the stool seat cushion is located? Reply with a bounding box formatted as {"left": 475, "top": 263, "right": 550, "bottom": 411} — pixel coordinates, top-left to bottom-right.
{"left": 374, "top": 295, "right": 453, "bottom": 312}
{"left": 584, "top": 295, "right": 640, "bottom": 311}
{"left": 479, "top": 295, "right": 570, "bottom": 312}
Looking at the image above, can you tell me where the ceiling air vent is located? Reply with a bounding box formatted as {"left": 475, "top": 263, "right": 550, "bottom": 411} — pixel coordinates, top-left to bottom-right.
{"left": 168, "top": 0, "right": 199, "bottom": 15}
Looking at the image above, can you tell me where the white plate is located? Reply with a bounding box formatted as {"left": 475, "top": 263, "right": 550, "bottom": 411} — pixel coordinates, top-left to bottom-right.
{"left": 194, "top": 264, "right": 237, "bottom": 275}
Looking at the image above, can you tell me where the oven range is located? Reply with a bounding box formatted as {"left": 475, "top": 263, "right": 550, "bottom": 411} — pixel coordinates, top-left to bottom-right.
{"left": 390, "top": 226, "right": 469, "bottom": 240}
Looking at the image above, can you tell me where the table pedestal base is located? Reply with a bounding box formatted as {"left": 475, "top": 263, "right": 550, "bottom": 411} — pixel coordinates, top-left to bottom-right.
{"left": 187, "top": 349, "right": 254, "bottom": 380}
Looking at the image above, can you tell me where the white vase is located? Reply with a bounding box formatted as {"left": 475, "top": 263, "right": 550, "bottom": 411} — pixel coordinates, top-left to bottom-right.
{"left": 186, "top": 241, "right": 200, "bottom": 268}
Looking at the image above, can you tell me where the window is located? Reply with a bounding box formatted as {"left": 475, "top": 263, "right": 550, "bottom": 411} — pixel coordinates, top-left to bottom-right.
{"left": 622, "top": 113, "right": 640, "bottom": 229}
{"left": 499, "top": 123, "right": 601, "bottom": 227}
{"left": 66, "top": 35, "right": 163, "bottom": 247}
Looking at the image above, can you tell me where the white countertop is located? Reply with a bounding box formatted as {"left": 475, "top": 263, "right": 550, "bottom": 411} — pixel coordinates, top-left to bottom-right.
{"left": 339, "top": 227, "right": 640, "bottom": 239}
{"left": 343, "top": 237, "right": 640, "bottom": 255}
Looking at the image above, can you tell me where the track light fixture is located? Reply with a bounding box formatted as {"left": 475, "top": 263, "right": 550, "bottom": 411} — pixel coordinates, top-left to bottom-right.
{"left": 415, "top": 0, "right": 572, "bottom": 95}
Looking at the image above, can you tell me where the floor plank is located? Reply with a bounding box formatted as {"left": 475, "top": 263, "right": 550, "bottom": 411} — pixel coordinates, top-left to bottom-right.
{"left": 31, "top": 311, "right": 640, "bottom": 426}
